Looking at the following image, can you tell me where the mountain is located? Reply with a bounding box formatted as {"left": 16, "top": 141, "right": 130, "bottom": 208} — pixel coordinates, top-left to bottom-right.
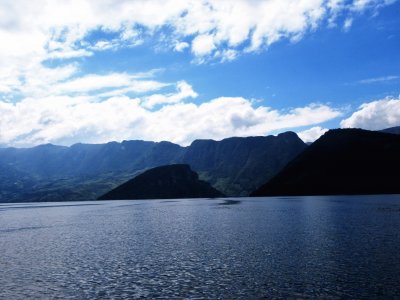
{"left": 251, "top": 129, "right": 400, "bottom": 196}
{"left": 0, "top": 162, "right": 37, "bottom": 202}
{"left": 182, "top": 132, "right": 306, "bottom": 196}
{"left": 0, "top": 140, "right": 185, "bottom": 202}
{"left": 380, "top": 126, "right": 400, "bottom": 135}
{"left": 0, "top": 140, "right": 183, "bottom": 179}
{"left": 0, "top": 132, "right": 306, "bottom": 202}
{"left": 99, "top": 164, "right": 224, "bottom": 200}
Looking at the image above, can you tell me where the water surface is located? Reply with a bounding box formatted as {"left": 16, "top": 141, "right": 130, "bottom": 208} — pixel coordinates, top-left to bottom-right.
{"left": 1, "top": 195, "right": 400, "bottom": 299}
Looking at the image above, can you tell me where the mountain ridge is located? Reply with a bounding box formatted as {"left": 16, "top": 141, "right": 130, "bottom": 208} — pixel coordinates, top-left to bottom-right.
{"left": 251, "top": 128, "right": 400, "bottom": 196}
{"left": 0, "top": 132, "right": 306, "bottom": 202}
{"left": 380, "top": 126, "right": 400, "bottom": 135}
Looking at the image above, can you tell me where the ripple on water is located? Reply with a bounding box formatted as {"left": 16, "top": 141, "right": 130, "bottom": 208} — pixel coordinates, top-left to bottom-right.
{"left": 0, "top": 196, "right": 400, "bottom": 299}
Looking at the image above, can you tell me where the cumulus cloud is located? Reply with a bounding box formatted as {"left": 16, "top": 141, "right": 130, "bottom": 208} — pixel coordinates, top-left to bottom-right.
{"left": 298, "top": 126, "right": 329, "bottom": 142}
{"left": 0, "top": 0, "right": 392, "bottom": 146}
{"left": 340, "top": 97, "right": 400, "bottom": 130}
{"left": 0, "top": 94, "right": 342, "bottom": 147}
{"left": 142, "top": 81, "right": 198, "bottom": 109}
{"left": 191, "top": 34, "right": 216, "bottom": 57}
{"left": 0, "top": 0, "right": 396, "bottom": 95}
{"left": 174, "top": 41, "right": 189, "bottom": 52}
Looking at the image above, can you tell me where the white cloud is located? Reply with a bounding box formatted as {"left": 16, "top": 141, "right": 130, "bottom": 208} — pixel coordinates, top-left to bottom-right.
{"left": 0, "top": 0, "right": 395, "bottom": 96}
{"left": 174, "top": 41, "right": 189, "bottom": 52}
{"left": 217, "top": 49, "right": 238, "bottom": 62}
{"left": 191, "top": 34, "right": 216, "bottom": 57}
{"left": 8, "top": 66, "right": 169, "bottom": 100}
{"left": 142, "top": 81, "right": 198, "bottom": 109}
{"left": 351, "top": 0, "right": 383, "bottom": 11}
{"left": 56, "top": 74, "right": 132, "bottom": 93}
{"left": 340, "top": 97, "right": 400, "bottom": 130}
{"left": 96, "top": 80, "right": 170, "bottom": 99}
{"left": 353, "top": 0, "right": 373, "bottom": 10}
{"left": 46, "top": 48, "right": 93, "bottom": 59}
{"left": 327, "top": 0, "right": 346, "bottom": 24}
{"left": 328, "top": 0, "right": 346, "bottom": 11}
{"left": 357, "top": 75, "right": 399, "bottom": 84}
{"left": 90, "top": 40, "right": 119, "bottom": 51}
{"left": 343, "top": 18, "right": 353, "bottom": 30}
{"left": 298, "top": 126, "right": 329, "bottom": 142}
{"left": 0, "top": 93, "right": 342, "bottom": 147}
{"left": 1, "top": 1, "right": 395, "bottom": 60}
{"left": 52, "top": 73, "right": 168, "bottom": 96}
{"left": 0, "top": 0, "right": 392, "bottom": 147}
{"left": 350, "top": 0, "right": 397, "bottom": 12}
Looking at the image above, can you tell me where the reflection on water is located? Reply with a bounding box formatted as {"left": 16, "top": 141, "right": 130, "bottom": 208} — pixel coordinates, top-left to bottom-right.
{"left": 1, "top": 195, "right": 400, "bottom": 299}
{"left": 218, "top": 199, "right": 241, "bottom": 206}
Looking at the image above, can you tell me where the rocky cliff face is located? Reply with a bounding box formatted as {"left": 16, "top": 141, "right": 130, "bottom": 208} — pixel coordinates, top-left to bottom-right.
{"left": 182, "top": 132, "right": 307, "bottom": 196}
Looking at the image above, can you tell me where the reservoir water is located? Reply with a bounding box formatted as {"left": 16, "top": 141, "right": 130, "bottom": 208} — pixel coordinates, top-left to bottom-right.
{"left": 1, "top": 195, "right": 400, "bottom": 299}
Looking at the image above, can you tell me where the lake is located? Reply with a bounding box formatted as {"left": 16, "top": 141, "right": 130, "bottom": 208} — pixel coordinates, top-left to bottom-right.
{"left": 1, "top": 195, "right": 400, "bottom": 299}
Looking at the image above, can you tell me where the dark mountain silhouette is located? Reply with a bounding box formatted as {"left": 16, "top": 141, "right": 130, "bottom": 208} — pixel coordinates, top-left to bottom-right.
{"left": 99, "top": 164, "right": 224, "bottom": 200}
{"left": 0, "top": 132, "right": 306, "bottom": 202}
{"left": 380, "top": 126, "right": 400, "bottom": 135}
{"left": 251, "top": 129, "right": 400, "bottom": 196}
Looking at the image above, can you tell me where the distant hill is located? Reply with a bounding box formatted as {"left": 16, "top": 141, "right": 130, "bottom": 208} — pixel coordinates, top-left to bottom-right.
{"left": 251, "top": 129, "right": 400, "bottom": 196}
{"left": 0, "top": 141, "right": 182, "bottom": 178}
{"left": 99, "top": 164, "right": 224, "bottom": 200}
{"left": 0, "top": 132, "right": 306, "bottom": 202}
{"left": 380, "top": 126, "right": 400, "bottom": 135}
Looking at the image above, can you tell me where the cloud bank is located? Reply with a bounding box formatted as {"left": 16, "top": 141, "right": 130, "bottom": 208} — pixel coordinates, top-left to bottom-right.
{"left": 0, "top": 0, "right": 396, "bottom": 96}
{"left": 340, "top": 97, "right": 400, "bottom": 130}
{"left": 0, "top": 87, "right": 342, "bottom": 147}
{"left": 0, "top": 0, "right": 396, "bottom": 147}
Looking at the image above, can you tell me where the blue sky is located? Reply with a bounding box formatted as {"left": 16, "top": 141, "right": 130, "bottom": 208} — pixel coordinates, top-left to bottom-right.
{"left": 0, "top": 0, "right": 399, "bottom": 146}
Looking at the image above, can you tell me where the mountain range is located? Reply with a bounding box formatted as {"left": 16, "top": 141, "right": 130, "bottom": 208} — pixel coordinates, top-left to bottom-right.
{"left": 1, "top": 126, "right": 399, "bottom": 202}
{"left": 0, "top": 132, "right": 306, "bottom": 202}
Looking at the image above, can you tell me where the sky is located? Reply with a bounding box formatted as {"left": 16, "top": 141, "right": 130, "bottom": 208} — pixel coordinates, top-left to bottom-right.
{"left": 0, "top": 0, "right": 399, "bottom": 147}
